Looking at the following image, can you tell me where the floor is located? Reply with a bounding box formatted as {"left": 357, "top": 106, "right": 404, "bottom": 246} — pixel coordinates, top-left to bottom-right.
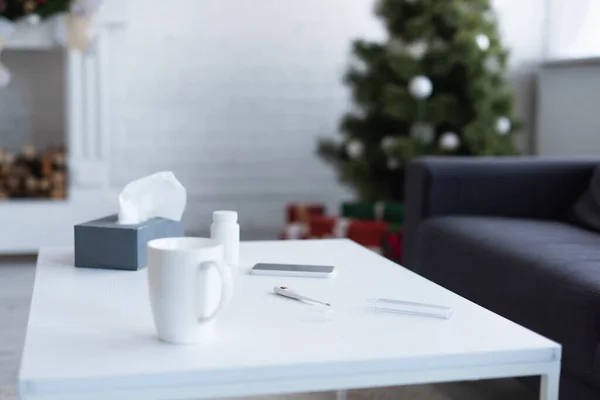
{"left": 0, "top": 259, "right": 35, "bottom": 389}
{"left": 0, "top": 258, "right": 535, "bottom": 400}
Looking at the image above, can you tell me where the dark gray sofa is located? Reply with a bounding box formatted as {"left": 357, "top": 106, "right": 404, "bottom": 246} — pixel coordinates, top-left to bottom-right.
{"left": 404, "top": 157, "right": 600, "bottom": 400}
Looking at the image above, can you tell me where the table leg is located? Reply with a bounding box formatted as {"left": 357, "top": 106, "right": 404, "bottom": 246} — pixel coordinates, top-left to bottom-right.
{"left": 336, "top": 390, "right": 348, "bottom": 400}
{"left": 540, "top": 362, "right": 560, "bottom": 400}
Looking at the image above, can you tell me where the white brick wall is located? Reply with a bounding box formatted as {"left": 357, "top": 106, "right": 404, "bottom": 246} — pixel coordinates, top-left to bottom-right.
{"left": 492, "top": 0, "right": 546, "bottom": 152}
{"left": 106, "top": 0, "right": 382, "bottom": 237}
{"left": 0, "top": 0, "right": 546, "bottom": 239}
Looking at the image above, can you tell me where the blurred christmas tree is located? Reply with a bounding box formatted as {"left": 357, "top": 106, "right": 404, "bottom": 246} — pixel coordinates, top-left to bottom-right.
{"left": 318, "top": 0, "right": 520, "bottom": 202}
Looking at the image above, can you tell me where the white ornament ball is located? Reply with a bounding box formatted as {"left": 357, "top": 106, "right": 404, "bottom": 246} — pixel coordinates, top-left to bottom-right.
{"left": 387, "top": 158, "right": 399, "bottom": 170}
{"left": 381, "top": 136, "right": 396, "bottom": 151}
{"left": 431, "top": 38, "right": 445, "bottom": 50}
{"left": 351, "top": 104, "right": 367, "bottom": 119}
{"left": 496, "top": 117, "right": 511, "bottom": 135}
{"left": 388, "top": 38, "right": 405, "bottom": 55}
{"left": 476, "top": 34, "right": 490, "bottom": 51}
{"left": 408, "top": 40, "right": 428, "bottom": 59}
{"left": 0, "top": 66, "right": 10, "bottom": 88}
{"left": 350, "top": 56, "right": 368, "bottom": 74}
{"left": 26, "top": 14, "right": 41, "bottom": 25}
{"left": 346, "top": 140, "right": 364, "bottom": 159}
{"left": 483, "top": 10, "right": 496, "bottom": 23}
{"left": 439, "top": 132, "right": 460, "bottom": 151}
{"left": 408, "top": 75, "right": 433, "bottom": 99}
{"left": 484, "top": 56, "right": 500, "bottom": 72}
{"left": 410, "top": 123, "right": 434, "bottom": 144}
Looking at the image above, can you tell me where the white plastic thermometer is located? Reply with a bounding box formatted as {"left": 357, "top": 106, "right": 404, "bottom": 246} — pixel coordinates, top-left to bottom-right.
{"left": 273, "top": 286, "right": 331, "bottom": 307}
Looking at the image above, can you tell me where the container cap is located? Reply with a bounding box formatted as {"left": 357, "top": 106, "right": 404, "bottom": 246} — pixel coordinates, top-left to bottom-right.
{"left": 213, "top": 210, "right": 238, "bottom": 223}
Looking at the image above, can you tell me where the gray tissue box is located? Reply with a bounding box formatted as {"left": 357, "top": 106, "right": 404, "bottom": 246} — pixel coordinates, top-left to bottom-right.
{"left": 74, "top": 215, "right": 184, "bottom": 271}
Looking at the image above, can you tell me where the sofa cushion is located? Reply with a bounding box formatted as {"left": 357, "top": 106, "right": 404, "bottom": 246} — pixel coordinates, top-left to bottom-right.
{"left": 415, "top": 216, "right": 600, "bottom": 388}
{"left": 568, "top": 165, "right": 600, "bottom": 232}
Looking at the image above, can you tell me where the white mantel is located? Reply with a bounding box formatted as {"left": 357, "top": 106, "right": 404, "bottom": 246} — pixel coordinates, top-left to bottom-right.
{"left": 0, "top": 2, "right": 126, "bottom": 253}
{"left": 6, "top": 1, "right": 126, "bottom": 50}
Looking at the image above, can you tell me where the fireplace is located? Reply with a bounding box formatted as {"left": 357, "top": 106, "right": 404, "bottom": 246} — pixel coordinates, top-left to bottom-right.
{"left": 0, "top": 146, "right": 67, "bottom": 199}
{"left": 0, "top": 4, "right": 125, "bottom": 253}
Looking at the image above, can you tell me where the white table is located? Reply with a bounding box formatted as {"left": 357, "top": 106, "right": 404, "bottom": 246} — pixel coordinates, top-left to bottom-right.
{"left": 20, "top": 239, "right": 561, "bottom": 400}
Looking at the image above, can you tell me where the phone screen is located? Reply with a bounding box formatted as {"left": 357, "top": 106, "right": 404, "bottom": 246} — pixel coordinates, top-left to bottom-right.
{"left": 251, "top": 263, "right": 335, "bottom": 274}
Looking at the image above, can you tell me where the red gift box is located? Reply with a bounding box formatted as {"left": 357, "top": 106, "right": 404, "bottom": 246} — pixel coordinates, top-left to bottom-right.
{"left": 347, "top": 219, "right": 389, "bottom": 248}
{"left": 382, "top": 229, "right": 403, "bottom": 263}
{"left": 306, "top": 217, "right": 389, "bottom": 249}
{"left": 286, "top": 204, "right": 325, "bottom": 223}
{"left": 308, "top": 216, "right": 335, "bottom": 237}
{"left": 281, "top": 211, "right": 403, "bottom": 263}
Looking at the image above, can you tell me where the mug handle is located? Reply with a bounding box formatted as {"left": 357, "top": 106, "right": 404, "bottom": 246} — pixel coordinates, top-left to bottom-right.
{"left": 198, "top": 260, "right": 233, "bottom": 321}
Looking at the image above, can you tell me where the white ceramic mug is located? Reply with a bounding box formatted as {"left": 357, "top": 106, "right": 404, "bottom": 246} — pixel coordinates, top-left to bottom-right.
{"left": 147, "top": 237, "right": 233, "bottom": 344}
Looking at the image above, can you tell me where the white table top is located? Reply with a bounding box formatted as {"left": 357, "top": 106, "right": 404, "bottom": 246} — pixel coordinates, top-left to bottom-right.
{"left": 20, "top": 239, "right": 560, "bottom": 400}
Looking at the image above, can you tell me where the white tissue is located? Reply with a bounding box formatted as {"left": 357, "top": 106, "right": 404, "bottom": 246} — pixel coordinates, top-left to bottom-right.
{"left": 118, "top": 172, "right": 187, "bottom": 225}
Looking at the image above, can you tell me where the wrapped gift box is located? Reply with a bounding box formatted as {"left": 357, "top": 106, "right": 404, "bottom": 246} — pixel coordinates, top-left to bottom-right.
{"left": 281, "top": 203, "right": 404, "bottom": 262}
{"left": 341, "top": 202, "right": 404, "bottom": 224}
{"left": 347, "top": 219, "right": 389, "bottom": 248}
{"left": 382, "top": 229, "right": 404, "bottom": 262}
{"left": 283, "top": 216, "right": 402, "bottom": 262}
{"left": 308, "top": 215, "right": 336, "bottom": 237}
{"left": 286, "top": 204, "right": 325, "bottom": 223}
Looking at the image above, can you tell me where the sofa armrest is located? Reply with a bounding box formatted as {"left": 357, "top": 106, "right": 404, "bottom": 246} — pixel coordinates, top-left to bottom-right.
{"left": 403, "top": 157, "right": 599, "bottom": 268}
